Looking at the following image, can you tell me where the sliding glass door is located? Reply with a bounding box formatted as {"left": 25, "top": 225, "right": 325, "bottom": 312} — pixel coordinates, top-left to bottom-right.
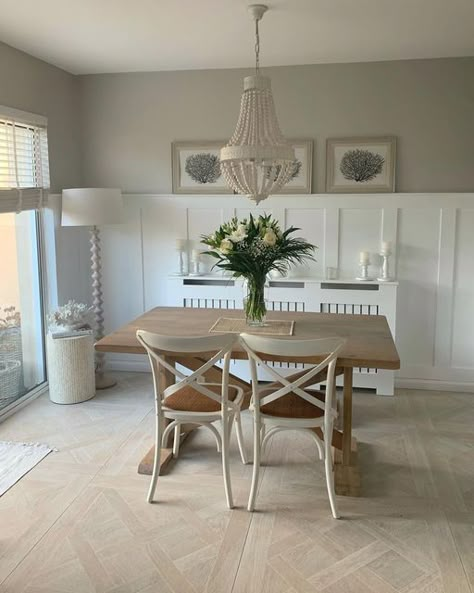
{"left": 0, "top": 210, "right": 46, "bottom": 411}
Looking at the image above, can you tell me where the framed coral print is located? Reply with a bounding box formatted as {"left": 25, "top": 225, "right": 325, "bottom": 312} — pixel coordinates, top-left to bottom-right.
{"left": 326, "top": 136, "right": 396, "bottom": 193}
{"left": 172, "top": 141, "right": 232, "bottom": 194}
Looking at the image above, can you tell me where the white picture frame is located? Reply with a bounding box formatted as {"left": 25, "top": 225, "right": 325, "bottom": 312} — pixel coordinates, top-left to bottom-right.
{"left": 326, "top": 136, "right": 396, "bottom": 193}
{"left": 276, "top": 139, "right": 313, "bottom": 194}
{"left": 172, "top": 141, "right": 232, "bottom": 194}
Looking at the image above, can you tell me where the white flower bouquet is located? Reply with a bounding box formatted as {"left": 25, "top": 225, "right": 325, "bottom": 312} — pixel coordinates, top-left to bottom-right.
{"left": 201, "top": 214, "right": 315, "bottom": 325}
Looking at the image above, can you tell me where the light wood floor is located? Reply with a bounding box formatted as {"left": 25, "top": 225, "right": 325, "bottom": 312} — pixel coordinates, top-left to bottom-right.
{"left": 0, "top": 372, "right": 473, "bottom": 593}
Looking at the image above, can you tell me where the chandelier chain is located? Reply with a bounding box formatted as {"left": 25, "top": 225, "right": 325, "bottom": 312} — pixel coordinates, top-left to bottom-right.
{"left": 255, "top": 18, "right": 260, "bottom": 75}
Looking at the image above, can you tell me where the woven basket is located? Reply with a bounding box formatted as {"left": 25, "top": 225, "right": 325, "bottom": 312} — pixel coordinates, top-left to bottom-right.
{"left": 47, "top": 334, "right": 95, "bottom": 404}
{"left": 0, "top": 359, "right": 22, "bottom": 401}
{"left": 0, "top": 327, "right": 23, "bottom": 363}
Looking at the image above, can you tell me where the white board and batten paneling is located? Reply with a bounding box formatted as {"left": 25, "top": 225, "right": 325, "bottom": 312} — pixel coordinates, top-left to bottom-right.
{"left": 60, "top": 193, "right": 474, "bottom": 394}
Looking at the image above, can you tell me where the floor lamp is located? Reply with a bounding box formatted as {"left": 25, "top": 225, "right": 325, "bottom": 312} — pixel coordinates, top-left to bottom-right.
{"left": 61, "top": 188, "right": 124, "bottom": 389}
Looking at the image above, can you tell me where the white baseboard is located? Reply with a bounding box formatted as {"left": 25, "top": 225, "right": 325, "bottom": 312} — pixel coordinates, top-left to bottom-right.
{"left": 395, "top": 378, "right": 474, "bottom": 393}
{"left": 108, "top": 359, "right": 150, "bottom": 373}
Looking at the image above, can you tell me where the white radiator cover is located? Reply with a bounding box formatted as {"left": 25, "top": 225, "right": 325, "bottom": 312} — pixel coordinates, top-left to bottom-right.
{"left": 166, "top": 276, "right": 397, "bottom": 396}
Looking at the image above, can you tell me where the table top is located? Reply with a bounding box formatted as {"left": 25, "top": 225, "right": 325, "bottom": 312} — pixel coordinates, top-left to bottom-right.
{"left": 95, "top": 307, "right": 400, "bottom": 370}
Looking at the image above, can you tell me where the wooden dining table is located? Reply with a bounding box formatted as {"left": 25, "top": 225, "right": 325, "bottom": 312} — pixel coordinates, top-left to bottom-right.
{"left": 95, "top": 306, "right": 400, "bottom": 496}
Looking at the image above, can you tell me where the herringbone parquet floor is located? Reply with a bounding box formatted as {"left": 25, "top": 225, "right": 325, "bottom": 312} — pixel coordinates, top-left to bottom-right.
{"left": 0, "top": 373, "right": 473, "bottom": 593}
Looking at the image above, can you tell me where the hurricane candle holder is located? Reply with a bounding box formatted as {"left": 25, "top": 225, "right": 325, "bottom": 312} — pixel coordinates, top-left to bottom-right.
{"left": 377, "top": 242, "right": 394, "bottom": 281}
{"left": 356, "top": 251, "right": 373, "bottom": 281}
{"left": 190, "top": 250, "right": 202, "bottom": 276}
{"left": 174, "top": 239, "right": 187, "bottom": 276}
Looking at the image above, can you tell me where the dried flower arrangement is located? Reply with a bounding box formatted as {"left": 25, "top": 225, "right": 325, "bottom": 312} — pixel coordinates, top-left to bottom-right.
{"left": 47, "top": 300, "right": 94, "bottom": 334}
{"left": 0, "top": 305, "right": 21, "bottom": 329}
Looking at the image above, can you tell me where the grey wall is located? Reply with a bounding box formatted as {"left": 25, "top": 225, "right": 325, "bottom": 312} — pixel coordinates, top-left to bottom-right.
{"left": 79, "top": 58, "right": 474, "bottom": 194}
{"left": 0, "top": 42, "right": 81, "bottom": 191}
{"left": 2, "top": 45, "right": 471, "bottom": 194}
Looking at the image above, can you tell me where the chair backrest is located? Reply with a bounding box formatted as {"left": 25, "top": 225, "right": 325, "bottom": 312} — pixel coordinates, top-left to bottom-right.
{"left": 136, "top": 330, "right": 238, "bottom": 409}
{"left": 240, "top": 333, "right": 346, "bottom": 421}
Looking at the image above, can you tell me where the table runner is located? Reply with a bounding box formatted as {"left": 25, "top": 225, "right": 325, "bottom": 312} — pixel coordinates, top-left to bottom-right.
{"left": 209, "top": 317, "right": 294, "bottom": 336}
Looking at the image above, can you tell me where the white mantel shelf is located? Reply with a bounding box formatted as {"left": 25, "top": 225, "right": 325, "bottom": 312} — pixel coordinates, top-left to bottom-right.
{"left": 172, "top": 275, "right": 399, "bottom": 286}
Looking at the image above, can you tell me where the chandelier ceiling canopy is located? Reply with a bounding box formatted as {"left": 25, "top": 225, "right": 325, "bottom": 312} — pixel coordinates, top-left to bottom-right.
{"left": 220, "top": 4, "right": 295, "bottom": 204}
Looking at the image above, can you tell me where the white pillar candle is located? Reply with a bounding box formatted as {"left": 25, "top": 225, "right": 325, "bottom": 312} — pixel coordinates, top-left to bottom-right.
{"left": 175, "top": 239, "right": 186, "bottom": 251}
{"left": 359, "top": 251, "right": 370, "bottom": 264}
{"left": 381, "top": 241, "right": 392, "bottom": 254}
{"left": 191, "top": 249, "right": 201, "bottom": 262}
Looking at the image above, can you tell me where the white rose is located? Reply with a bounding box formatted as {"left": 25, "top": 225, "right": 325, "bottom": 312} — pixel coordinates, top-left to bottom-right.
{"left": 263, "top": 230, "right": 277, "bottom": 246}
{"left": 220, "top": 238, "right": 233, "bottom": 254}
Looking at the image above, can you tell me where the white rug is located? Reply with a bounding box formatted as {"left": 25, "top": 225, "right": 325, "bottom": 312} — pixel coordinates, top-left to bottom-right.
{"left": 0, "top": 441, "right": 55, "bottom": 496}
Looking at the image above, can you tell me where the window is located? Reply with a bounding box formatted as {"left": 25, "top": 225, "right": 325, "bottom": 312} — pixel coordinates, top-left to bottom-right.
{"left": 0, "top": 106, "right": 49, "bottom": 212}
{"left": 0, "top": 107, "right": 50, "bottom": 413}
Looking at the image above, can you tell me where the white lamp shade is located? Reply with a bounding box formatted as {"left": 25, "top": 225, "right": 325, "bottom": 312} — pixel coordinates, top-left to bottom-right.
{"left": 61, "top": 188, "right": 123, "bottom": 227}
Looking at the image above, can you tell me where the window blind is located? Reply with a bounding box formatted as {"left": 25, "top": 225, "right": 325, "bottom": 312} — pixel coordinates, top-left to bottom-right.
{"left": 0, "top": 113, "right": 50, "bottom": 213}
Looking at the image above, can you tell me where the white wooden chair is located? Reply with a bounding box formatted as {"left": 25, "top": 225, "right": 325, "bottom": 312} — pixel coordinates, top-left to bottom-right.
{"left": 240, "top": 333, "right": 345, "bottom": 517}
{"left": 136, "top": 330, "right": 248, "bottom": 508}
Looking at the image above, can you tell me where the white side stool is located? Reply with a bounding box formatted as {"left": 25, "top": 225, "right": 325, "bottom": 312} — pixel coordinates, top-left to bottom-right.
{"left": 47, "top": 334, "right": 95, "bottom": 404}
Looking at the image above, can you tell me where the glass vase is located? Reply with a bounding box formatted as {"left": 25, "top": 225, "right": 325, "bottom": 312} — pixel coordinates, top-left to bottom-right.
{"left": 243, "top": 276, "right": 267, "bottom": 327}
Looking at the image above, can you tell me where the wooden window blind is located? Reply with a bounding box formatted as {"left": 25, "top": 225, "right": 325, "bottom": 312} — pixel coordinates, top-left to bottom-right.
{"left": 0, "top": 108, "right": 50, "bottom": 213}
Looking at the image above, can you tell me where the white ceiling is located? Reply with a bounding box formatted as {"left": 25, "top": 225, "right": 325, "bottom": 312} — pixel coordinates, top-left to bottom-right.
{"left": 1, "top": 0, "right": 473, "bottom": 75}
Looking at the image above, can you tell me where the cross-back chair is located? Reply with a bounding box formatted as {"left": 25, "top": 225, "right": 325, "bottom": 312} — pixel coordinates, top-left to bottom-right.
{"left": 136, "top": 330, "right": 247, "bottom": 508}
{"left": 240, "top": 333, "right": 345, "bottom": 517}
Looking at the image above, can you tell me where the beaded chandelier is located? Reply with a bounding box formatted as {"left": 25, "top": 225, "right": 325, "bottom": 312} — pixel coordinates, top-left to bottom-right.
{"left": 220, "top": 4, "right": 295, "bottom": 204}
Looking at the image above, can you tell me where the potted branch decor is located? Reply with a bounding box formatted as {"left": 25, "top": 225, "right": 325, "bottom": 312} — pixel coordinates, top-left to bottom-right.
{"left": 201, "top": 214, "right": 315, "bottom": 326}
{"left": 47, "top": 300, "right": 94, "bottom": 335}
{"left": 46, "top": 301, "right": 95, "bottom": 404}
